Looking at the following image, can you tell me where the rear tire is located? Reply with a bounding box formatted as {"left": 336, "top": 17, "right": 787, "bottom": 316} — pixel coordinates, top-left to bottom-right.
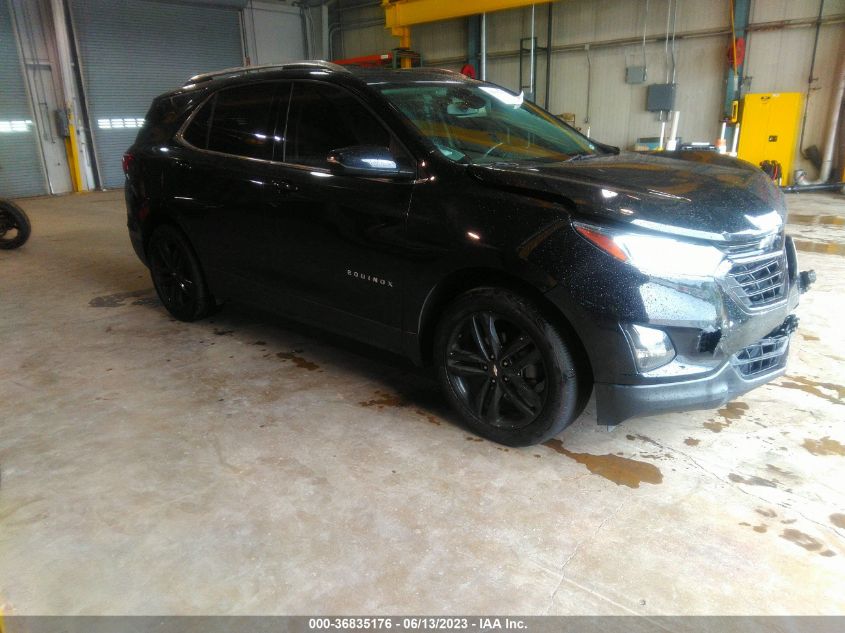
{"left": 434, "top": 287, "right": 585, "bottom": 446}
{"left": 0, "top": 199, "right": 31, "bottom": 250}
{"left": 148, "top": 225, "right": 215, "bottom": 321}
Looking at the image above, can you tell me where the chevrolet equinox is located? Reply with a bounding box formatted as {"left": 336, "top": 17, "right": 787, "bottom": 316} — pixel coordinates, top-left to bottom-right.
{"left": 125, "top": 61, "right": 811, "bottom": 446}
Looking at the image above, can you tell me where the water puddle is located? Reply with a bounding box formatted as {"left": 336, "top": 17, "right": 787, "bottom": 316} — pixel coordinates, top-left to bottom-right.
{"left": 718, "top": 401, "right": 749, "bottom": 420}
{"left": 802, "top": 436, "right": 845, "bottom": 456}
{"left": 704, "top": 419, "right": 729, "bottom": 433}
{"left": 777, "top": 376, "right": 844, "bottom": 405}
{"left": 543, "top": 439, "right": 663, "bottom": 488}
{"left": 780, "top": 528, "right": 836, "bottom": 556}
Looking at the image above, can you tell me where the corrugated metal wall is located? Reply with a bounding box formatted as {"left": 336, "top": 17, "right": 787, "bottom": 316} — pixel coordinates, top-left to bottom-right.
{"left": 0, "top": 0, "right": 47, "bottom": 198}
{"left": 338, "top": 0, "right": 845, "bottom": 174}
{"left": 70, "top": 0, "right": 244, "bottom": 188}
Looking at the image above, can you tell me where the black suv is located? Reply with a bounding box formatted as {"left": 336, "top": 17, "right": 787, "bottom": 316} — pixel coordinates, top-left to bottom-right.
{"left": 125, "top": 61, "right": 809, "bottom": 446}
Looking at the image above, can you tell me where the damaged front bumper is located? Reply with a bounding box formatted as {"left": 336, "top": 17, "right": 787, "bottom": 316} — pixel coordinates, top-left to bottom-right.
{"left": 594, "top": 236, "right": 815, "bottom": 425}
{"left": 595, "top": 315, "right": 798, "bottom": 425}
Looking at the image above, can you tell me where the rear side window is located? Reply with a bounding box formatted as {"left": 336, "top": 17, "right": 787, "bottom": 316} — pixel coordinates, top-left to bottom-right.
{"left": 183, "top": 82, "right": 286, "bottom": 160}
{"left": 182, "top": 96, "right": 213, "bottom": 149}
{"left": 285, "top": 82, "right": 391, "bottom": 167}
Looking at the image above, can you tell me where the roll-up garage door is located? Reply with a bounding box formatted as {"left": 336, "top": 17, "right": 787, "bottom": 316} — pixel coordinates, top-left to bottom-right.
{"left": 0, "top": 0, "right": 47, "bottom": 198}
{"left": 70, "top": 0, "right": 244, "bottom": 188}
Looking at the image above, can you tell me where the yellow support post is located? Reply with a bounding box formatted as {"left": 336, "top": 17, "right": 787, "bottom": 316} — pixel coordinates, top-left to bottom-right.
{"left": 65, "top": 109, "right": 85, "bottom": 192}
{"left": 393, "top": 25, "right": 412, "bottom": 68}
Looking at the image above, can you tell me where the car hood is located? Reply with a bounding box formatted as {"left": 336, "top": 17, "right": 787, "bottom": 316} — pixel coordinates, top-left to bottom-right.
{"left": 468, "top": 151, "right": 786, "bottom": 243}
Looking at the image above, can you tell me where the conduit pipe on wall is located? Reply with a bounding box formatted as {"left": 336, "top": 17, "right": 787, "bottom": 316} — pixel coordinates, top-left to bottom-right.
{"left": 480, "top": 13, "right": 487, "bottom": 80}
{"left": 666, "top": 110, "right": 680, "bottom": 150}
{"left": 798, "top": 39, "right": 845, "bottom": 184}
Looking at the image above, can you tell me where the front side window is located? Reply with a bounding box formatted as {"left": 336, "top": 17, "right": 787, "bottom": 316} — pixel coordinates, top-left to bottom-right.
{"left": 375, "top": 83, "right": 597, "bottom": 164}
{"left": 286, "top": 82, "right": 392, "bottom": 167}
{"left": 183, "top": 82, "right": 286, "bottom": 160}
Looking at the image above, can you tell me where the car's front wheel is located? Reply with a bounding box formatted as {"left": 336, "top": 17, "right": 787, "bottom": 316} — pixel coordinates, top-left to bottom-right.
{"left": 434, "top": 288, "right": 586, "bottom": 446}
{"left": 148, "top": 224, "right": 215, "bottom": 322}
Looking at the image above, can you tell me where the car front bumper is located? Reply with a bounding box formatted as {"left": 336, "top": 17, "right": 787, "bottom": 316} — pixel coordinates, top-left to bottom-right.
{"left": 594, "top": 322, "right": 793, "bottom": 425}
{"left": 544, "top": 233, "right": 811, "bottom": 425}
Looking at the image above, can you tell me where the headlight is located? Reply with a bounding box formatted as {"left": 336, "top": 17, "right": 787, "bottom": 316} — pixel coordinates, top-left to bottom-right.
{"left": 574, "top": 222, "right": 725, "bottom": 279}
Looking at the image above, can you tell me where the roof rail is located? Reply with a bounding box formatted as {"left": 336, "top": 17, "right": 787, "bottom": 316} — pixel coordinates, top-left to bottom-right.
{"left": 184, "top": 60, "right": 348, "bottom": 86}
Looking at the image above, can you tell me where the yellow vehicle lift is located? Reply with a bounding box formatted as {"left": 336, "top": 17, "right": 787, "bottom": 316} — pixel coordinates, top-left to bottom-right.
{"left": 381, "top": 0, "right": 553, "bottom": 66}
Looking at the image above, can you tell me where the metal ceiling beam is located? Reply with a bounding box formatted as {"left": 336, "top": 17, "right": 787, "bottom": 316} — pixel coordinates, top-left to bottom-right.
{"left": 381, "top": 0, "right": 552, "bottom": 30}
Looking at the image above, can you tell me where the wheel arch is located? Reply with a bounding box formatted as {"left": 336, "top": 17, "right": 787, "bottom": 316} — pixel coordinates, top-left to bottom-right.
{"left": 416, "top": 268, "right": 594, "bottom": 390}
{"left": 142, "top": 209, "right": 193, "bottom": 261}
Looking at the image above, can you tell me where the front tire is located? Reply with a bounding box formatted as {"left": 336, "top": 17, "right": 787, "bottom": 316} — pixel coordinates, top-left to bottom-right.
{"left": 434, "top": 288, "right": 585, "bottom": 446}
{"left": 148, "top": 225, "right": 215, "bottom": 322}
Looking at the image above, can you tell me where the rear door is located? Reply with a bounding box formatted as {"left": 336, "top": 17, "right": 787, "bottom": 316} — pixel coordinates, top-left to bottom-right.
{"left": 171, "top": 81, "right": 289, "bottom": 291}
{"left": 264, "top": 80, "right": 415, "bottom": 330}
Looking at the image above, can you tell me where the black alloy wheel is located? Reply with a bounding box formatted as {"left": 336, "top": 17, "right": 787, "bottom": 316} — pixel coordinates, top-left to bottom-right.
{"left": 148, "top": 225, "right": 215, "bottom": 322}
{"left": 445, "top": 311, "right": 548, "bottom": 429}
{"left": 435, "top": 288, "right": 587, "bottom": 446}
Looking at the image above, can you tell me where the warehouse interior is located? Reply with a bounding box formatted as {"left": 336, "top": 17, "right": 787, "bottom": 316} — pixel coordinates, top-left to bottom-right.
{"left": 1, "top": 0, "right": 845, "bottom": 620}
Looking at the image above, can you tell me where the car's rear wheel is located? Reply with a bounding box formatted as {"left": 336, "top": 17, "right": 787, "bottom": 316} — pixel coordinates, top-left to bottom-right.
{"left": 148, "top": 224, "right": 215, "bottom": 322}
{"left": 434, "top": 288, "right": 585, "bottom": 446}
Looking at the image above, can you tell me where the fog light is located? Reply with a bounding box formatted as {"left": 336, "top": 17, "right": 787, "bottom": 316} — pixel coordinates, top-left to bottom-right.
{"left": 624, "top": 324, "right": 676, "bottom": 372}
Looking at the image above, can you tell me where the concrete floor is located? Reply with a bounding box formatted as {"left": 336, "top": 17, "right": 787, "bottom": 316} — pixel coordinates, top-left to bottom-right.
{"left": 1, "top": 190, "right": 844, "bottom": 616}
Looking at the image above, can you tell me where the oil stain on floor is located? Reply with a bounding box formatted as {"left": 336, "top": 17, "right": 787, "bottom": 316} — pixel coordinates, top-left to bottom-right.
{"left": 802, "top": 436, "right": 845, "bottom": 456}
{"left": 831, "top": 513, "right": 845, "bottom": 529}
{"left": 729, "top": 473, "right": 777, "bottom": 488}
{"left": 359, "top": 390, "right": 406, "bottom": 409}
{"left": 89, "top": 288, "right": 153, "bottom": 307}
{"left": 543, "top": 439, "right": 663, "bottom": 488}
{"left": 358, "top": 390, "right": 445, "bottom": 428}
{"left": 276, "top": 350, "right": 320, "bottom": 371}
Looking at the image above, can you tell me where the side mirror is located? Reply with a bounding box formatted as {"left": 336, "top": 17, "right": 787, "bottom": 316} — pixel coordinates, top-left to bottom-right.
{"left": 326, "top": 145, "right": 407, "bottom": 178}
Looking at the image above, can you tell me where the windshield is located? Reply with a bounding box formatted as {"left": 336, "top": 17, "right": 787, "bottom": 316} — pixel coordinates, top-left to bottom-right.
{"left": 375, "top": 82, "right": 598, "bottom": 164}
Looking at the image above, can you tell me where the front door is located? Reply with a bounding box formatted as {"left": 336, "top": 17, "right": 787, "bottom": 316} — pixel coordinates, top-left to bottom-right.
{"left": 264, "top": 80, "right": 415, "bottom": 330}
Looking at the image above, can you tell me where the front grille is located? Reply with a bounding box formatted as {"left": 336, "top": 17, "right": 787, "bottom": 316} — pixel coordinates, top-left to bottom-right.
{"left": 721, "top": 233, "right": 784, "bottom": 258}
{"left": 733, "top": 334, "right": 789, "bottom": 377}
{"left": 727, "top": 256, "right": 786, "bottom": 307}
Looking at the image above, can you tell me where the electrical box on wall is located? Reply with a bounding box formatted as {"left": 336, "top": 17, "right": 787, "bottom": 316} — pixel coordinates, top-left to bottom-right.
{"left": 626, "top": 66, "right": 647, "bottom": 84}
{"left": 646, "top": 83, "right": 677, "bottom": 111}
